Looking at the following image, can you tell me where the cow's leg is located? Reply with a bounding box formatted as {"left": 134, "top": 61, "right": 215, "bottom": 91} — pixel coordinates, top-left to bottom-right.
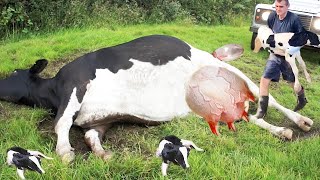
{"left": 285, "top": 54, "right": 301, "bottom": 92}
{"left": 84, "top": 124, "right": 112, "bottom": 160}
{"left": 268, "top": 96, "right": 313, "bottom": 132}
{"left": 249, "top": 115, "right": 293, "bottom": 139}
{"left": 54, "top": 88, "right": 81, "bottom": 163}
{"left": 295, "top": 54, "right": 311, "bottom": 83}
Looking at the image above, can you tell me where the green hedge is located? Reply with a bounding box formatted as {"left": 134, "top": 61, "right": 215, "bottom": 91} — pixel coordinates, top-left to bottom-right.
{"left": 0, "top": 0, "right": 273, "bottom": 39}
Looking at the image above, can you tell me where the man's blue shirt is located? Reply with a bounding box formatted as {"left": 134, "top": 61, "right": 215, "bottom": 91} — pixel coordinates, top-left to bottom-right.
{"left": 267, "top": 11, "right": 304, "bottom": 33}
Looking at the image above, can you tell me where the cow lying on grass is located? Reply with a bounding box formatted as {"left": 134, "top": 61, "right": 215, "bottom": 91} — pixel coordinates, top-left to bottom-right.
{"left": 253, "top": 26, "right": 320, "bottom": 92}
{"left": 0, "top": 35, "right": 313, "bottom": 163}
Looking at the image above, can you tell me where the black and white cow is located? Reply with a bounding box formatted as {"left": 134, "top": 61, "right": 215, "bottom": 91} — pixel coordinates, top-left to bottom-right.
{"left": 0, "top": 35, "right": 313, "bottom": 163}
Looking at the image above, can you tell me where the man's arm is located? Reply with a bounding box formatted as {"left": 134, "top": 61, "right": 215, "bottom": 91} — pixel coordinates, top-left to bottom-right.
{"left": 267, "top": 11, "right": 277, "bottom": 29}
{"left": 292, "top": 13, "right": 305, "bottom": 33}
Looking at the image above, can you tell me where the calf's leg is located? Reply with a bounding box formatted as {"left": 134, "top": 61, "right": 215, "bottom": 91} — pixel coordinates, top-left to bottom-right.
{"left": 161, "top": 162, "right": 169, "bottom": 176}
{"left": 285, "top": 54, "right": 301, "bottom": 92}
{"left": 17, "top": 169, "right": 25, "bottom": 180}
{"left": 295, "top": 54, "right": 311, "bottom": 83}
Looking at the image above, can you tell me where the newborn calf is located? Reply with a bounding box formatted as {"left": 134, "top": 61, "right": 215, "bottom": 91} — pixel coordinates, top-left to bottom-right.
{"left": 156, "top": 135, "right": 204, "bottom": 176}
{"left": 7, "top": 146, "right": 53, "bottom": 180}
{"left": 254, "top": 26, "right": 320, "bottom": 92}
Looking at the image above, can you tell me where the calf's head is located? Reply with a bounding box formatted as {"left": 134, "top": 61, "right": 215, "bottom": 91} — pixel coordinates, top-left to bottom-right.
{"left": 0, "top": 59, "right": 48, "bottom": 105}
{"left": 253, "top": 26, "right": 274, "bottom": 53}
{"left": 161, "top": 143, "right": 190, "bottom": 169}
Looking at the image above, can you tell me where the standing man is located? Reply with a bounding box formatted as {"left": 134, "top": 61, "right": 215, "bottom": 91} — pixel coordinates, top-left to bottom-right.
{"left": 255, "top": 0, "right": 307, "bottom": 118}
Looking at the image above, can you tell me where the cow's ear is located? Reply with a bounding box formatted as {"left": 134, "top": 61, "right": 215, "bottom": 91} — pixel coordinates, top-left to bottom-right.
{"left": 29, "top": 59, "right": 48, "bottom": 74}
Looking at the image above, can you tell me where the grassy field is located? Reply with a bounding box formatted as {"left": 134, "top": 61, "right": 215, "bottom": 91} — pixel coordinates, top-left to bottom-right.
{"left": 0, "top": 23, "right": 320, "bottom": 179}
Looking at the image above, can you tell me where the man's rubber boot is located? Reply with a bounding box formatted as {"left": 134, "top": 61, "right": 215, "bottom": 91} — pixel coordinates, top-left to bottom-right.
{"left": 255, "top": 96, "right": 269, "bottom": 119}
{"left": 293, "top": 87, "right": 308, "bottom": 112}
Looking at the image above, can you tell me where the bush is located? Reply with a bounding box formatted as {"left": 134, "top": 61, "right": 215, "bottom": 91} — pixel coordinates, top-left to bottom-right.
{"left": 0, "top": 0, "right": 273, "bottom": 39}
{"left": 148, "top": 1, "right": 189, "bottom": 23}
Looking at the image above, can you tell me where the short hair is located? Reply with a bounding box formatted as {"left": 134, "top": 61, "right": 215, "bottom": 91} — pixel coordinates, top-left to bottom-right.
{"left": 276, "top": 0, "right": 290, "bottom": 6}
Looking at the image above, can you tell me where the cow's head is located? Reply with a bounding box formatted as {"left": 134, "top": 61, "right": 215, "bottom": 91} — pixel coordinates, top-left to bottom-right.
{"left": 0, "top": 59, "right": 48, "bottom": 105}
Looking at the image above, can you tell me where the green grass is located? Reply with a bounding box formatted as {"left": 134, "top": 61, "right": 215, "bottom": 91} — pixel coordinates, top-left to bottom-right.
{"left": 0, "top": 23, "right": 320, "bottom": 179}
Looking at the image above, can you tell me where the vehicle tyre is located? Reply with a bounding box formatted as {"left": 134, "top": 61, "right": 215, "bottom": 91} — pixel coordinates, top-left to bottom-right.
{"left": 250, "top": 32, "right": 257, "bottom": 50}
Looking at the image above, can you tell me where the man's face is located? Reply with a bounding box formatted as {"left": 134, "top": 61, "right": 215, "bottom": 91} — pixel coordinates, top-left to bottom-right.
{"left": 275, "top": 1, "right": 289, "bottom": 19}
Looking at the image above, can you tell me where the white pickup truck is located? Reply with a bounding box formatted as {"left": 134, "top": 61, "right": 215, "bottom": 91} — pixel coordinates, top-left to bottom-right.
{"left": 249, "top": 0, "right": 320, "bottom": 49}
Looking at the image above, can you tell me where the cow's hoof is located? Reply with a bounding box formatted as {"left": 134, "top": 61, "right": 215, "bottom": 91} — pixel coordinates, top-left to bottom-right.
{"left": 61, "top": 151, "right": 75, "bottom": 164}
{"left": 279, "top": 128, "right": 293, "bottom": 140}
{"left": 306, "top": 74, "right": 311, "bottom": 83}
{"left": 95, "top": 150, "right": 113, "bottom": 161}
{"left": 297, "top": 117, "right": 313, "bottom": 132}
{"left": 102, "top": 150, "right": 113, "bottom": 161}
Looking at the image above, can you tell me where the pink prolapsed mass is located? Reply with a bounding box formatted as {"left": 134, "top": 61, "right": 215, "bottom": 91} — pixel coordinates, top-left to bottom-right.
{"left": 186, "top": 66, "right": 255, "bottom": 135}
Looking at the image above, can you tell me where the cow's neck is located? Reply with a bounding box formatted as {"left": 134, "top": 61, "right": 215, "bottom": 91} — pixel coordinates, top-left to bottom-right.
{"left": 29, "top": 78, "right": 59, "bottom": 112}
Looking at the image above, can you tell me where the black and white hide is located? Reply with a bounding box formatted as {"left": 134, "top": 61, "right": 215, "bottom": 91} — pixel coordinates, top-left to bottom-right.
{"left": 7, "top": 146, "right": 53, "bottom": 180}
{"left": 156, "top": 135, "right": 204, "bottom": 176}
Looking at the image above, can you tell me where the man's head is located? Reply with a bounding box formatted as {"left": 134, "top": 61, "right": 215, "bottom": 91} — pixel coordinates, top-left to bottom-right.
{"left": 275, "top": 0, "right": 290, "bottom": 20}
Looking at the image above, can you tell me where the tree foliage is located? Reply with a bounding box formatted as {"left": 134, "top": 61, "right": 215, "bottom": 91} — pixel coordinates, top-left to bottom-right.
{"left": 0, "top": 0, "right": 273, "bottom": 38}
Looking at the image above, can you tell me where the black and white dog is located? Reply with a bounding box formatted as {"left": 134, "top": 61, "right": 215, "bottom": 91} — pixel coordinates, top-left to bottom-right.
{"left": 156, "top": 135, "right": 204, "bottom": 176}
{"left": 7, "top": 146, "right": 53, "bottom": 179}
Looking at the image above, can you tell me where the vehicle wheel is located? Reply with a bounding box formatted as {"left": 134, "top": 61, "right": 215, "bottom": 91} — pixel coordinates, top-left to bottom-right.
{"left": 250, "top": 32, "right": 257, "bottom": 50}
